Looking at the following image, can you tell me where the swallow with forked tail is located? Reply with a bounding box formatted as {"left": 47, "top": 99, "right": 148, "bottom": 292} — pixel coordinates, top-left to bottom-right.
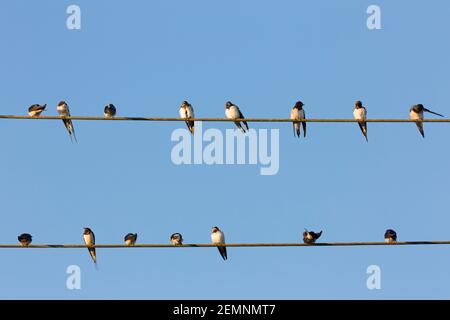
{"left": 225, "top": 101, "right": 248, "bottom": 133}
{"left": 179, "top": 101, "right": 195, "bottom": 134}
{"left": 409, "top": 104, "right": 444, "bottom": 138}
{"left": 83, "top": 227, "right": 97, "bottom": 265}
{"left": 290, "top": 101, "right": 306, "bottom": 138}
{"left": 353, "top": 101, "right": 368, "bottom": 142}
{"left": 211, "top": 226, "right": 227, "bottom": 260}
{"left": 57, "top": 101, "right": 77, "bottom": 142}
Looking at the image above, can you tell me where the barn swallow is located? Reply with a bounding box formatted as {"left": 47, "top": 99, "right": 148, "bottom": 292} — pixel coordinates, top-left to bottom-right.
{"left": 384, "top": 229, "right": 397, "bottom": 244}
{"left": 124, "top": 233, "right": 137, "bottom": 246}
{"left": 225, "top": 101, "right": 249, "bottom": 133}
{"left": 303, "top": 229, "right": 322, "bottom": 244}
{"left": 104, "top": 104, "right": 117, "bottom": 118}
{"left": 83, "top": 227, "right": 97, "bottom": 265}
{"left": 290, "top": 101, "right": 306, "bottom": 138}
{"left": 211, "top": 226, "right": 227, "bottom": 260}
{"left": 409, "top": 104, "right": 444, "bottom": 138}
{"left": 57, "top": 101, "right": 77, "bottom": 143}
{"left": 353, "top": 101, "right": 368, "bottom": 142}
{"left": 18, "top": 233, "right": 32, "bottom": 247}
{"left": 179, "top": 101, "right": 195, "bottom": 135}
{"left": 170, "top": 233, "right": 183, "bottom": 246}
{"left": 28, "top": 104, "right": 47, "bottom": 117}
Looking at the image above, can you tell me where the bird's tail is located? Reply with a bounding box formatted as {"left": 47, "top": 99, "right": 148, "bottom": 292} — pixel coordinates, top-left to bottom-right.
{"left": 88, "top": 248, "right": 97, "bottom": 265}
{"left": 358, "top": 122, "right": 368, "bottom": 142}
{"left": 415, "top": 122, "right": 425, "bottom": 138}
{"left": 235, "top": 122, "right": 245, "bottom": 133}
{"left": 186, "top": 120, "right": 194, "bottom": 135}
{"left": 242, "top": 121, "right": 249, "bottom": 131}
{"left": 218, "top": 246, "right": 228, "bottom": 261}
{"left": 293, "top": 122, "right": 300, "bottom": 138}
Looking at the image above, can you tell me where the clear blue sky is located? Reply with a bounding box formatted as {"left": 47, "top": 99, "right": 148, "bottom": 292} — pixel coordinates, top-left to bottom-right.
{"left": 0, "top": 0, "right": 449, "bottom": 299}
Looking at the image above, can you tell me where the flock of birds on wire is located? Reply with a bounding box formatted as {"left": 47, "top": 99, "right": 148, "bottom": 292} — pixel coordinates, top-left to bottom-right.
{"left": 15, "top": 227, "right": 398, "bottom": 265}
{"left": 24, "top": 100, "right": 445, "bottom": 143}
{"left": 17, "top": 101, "right": 435, "bottom": 265}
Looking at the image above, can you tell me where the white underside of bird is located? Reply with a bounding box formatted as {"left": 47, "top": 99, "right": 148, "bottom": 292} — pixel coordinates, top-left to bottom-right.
{"left": 83, "top": 233, "right": 94, "bottom": 246}
{"left": 225, "top": 106, "right": 241, "bottom": 119}
{"left": 179, "top": 106, "right": 194, "bottom": 119}
{"left": 290, "top": 108, "right": 305, "bottom": 121}
{"left": 211, "top": 231, "right": 225, "bottom": 244}
{"left": 57, "top": 105, "right": 70, "bottom": 116}
{"left": 353, "top": 108, "right": 366, "bottom": 120}
{"left": 409, "top": 110, "right": 422, "bottom": 120}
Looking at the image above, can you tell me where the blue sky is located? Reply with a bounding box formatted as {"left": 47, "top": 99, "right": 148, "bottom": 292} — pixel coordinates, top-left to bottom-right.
{"left": 0, "top": 0, "right": 449, "bottom": 299}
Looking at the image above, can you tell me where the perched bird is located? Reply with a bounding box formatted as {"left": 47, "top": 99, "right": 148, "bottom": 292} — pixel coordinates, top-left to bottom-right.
{"left": 18, "top": 233, "right": 32, "bottom": 247}
{"left": 179, "top": 101, "right": 195, "bottom": 135}
{"left": 170, "top": 233, "right": 183, "bottom": 246}
{"left": 57, "top": 101, "right": 77, "bottom": 143}
{"left": 290, "top": 101, "right": 306, "bottom": 138}
{"left": 211, "top": 226, "right": 227, "bottom": 260}
{"left": 83, "top": 227, "right": 97, "bottom": 265}
{"left": 303, "top": 229, "right": 322, "bottom": 244}
{"left": 104, "top": 104, "right": 117, "bottom": 118}
{"left": 124, "top": 233, "right": 137, "bottom": 246}
{"left": 353, "top": 101, "right": 368, "bottom": 142}
{"left": 409, "top": 104, "right": 444, "bottom": 138}
{"left": 225, "top": 101, "right": 249, "bottom": 133}
{"left": 384, "top": 229, "right": 397, "bottom": 244}
{"left": 28, "top": 104, "right": 47, "bottom": 117}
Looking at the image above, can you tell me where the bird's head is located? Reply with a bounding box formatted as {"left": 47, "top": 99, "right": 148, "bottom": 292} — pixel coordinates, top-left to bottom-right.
{"left": 294, "top": 101, "right": 304, "bottom": 109}
{"left": 212, "top": 226, "right": 220, "bottom": 233}
{"left": 355, "top": 101, "right": 363, "bottom": 108}
{"left": 225, "top": 101, "right": 232, "bottom": 109}
{"left": 83, "top": 228, "right": 92, "bottom": 235}
{"left": 58, "top": 101, "right": 67, "bottom": 107}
